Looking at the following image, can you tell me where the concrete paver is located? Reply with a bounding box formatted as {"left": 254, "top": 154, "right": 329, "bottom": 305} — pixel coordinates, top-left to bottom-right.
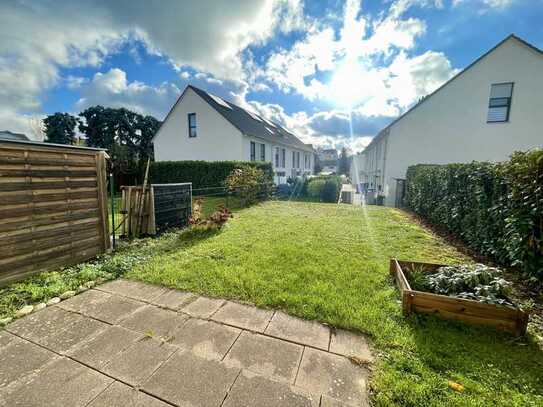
{"left": 67, "top": 325, "right": 142, "bottom": 369}
{"left": 0, "top": 357, "right": 112, "bottom": 407}
{"left": 181, "top": 296, "right": 224, "bottom": 318}
{"left": 97, "top": 279, "right": 167, "bottom": 302}
{"left": 225, "top": 330, "right": 303, "bottom": 383}
{"left": 212, "top": 301, "right": 273, "bottom": 332}
{"left": 143, "top": 349, "right": 240, "bottom": 407}
{"left": 0, "top": 330, "right": 17, "bottom": 348}
{"left": 295, "top": 347, "right": 370, "bottom": 406}
{"left": 0, "top": 280, "right": 373, "bottom": 406}
{"left": 265, "top": 311, "right": 330, "bottom": 350}
{"left": 222, "top": 370, "right": 317, "bottom": 407}
{"left": 58, "top": 289, "right": 144, "bottom": 323}
{"left": 170, "top": 318, "right": 240, "bottom": 360}
{"left": 87, "top": 381, "right": 170, "bottom": 407}
{"left": 0, "top": 336, "right": 55, "bottom": 387}
{"left": 6, "top": 306, "right": 81, "bottom": 343}
{"left": 330, "top": 329, "right": 373, "bottom": 362}
{"left": 152, "top": 289, "right": 195, "bottom": 310}
{"left": 102, "top": 337, "right": 177, "bottom": 386}
{"left": 119, "top": 304, "right": 188, "bottom": 339}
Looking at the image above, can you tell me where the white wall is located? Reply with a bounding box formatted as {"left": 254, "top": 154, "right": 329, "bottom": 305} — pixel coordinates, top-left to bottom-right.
{"left": 153, "top": 87, "right": 243, "bottom": 161}
{"left": 372, "top": 38, "right": 543, "bottom": 206}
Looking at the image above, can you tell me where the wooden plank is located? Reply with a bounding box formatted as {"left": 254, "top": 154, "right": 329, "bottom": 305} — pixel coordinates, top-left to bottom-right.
{"left": 0, "top": 246, "right": 101, "bottom": 287}
{"left": 410, "top": 290, "right": 520, "bottom": 320}
{"left": 413, "top": 304, "right": 517, "bottom": 332}
{"left": 0, "top": 209, "right": 100, "bottom": 233}
{"left": 95, "top": 151, "right": 110, "bottom": 251}
{"left": 0, "top": 156, "right": 96, "bottom": 167}
{"left": 1, "top": 228, "right": 99, "bottom": 260}
{"left": 0, "top": 190, "right": 97, "bottom": 205}
{"left": 0, "top": 236, "right": 101, "bottom": 270}
{"left": 0, "top": 168, "right": 96, "bottom": 177}
{"left": 0, "top": 180, "right": 96, "bottom": 192}
{"left": 0, "top": 219, "right": 99, "bottom": 245}
{"left": 0, "top": 200, "right": 98, "bottom": 218}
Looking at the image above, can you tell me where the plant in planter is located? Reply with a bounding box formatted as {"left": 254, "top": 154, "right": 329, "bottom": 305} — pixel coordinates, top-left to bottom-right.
{"left": 409, "top": 264, "right": 513, "bottom": 306}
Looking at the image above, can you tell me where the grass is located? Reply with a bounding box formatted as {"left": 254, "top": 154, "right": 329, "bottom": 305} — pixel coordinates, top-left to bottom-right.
{"left": 1, "top": 200, "right": 542, "bottom": 405}
{"left": 125, "top": 201, "right": 543, "bottom": 406}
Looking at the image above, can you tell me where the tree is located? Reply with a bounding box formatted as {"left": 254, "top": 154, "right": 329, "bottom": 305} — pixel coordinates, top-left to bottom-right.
{"left": 78, "top": 106, "right": 160, "bottom": 185}
{"left": 314, "top": 154, "right": 323, "bottom": 174}
{"left": 43, "top": 113, "right": 78, "bottom": 145}
{"left": 338, "top": 147, "right": 351, "bottom": 176}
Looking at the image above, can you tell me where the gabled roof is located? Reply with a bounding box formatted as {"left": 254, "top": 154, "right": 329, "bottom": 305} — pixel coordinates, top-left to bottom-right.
{"left": 190, "top": 86, "right": 314, "bottom": 152}
{"left": 155, "top": 84, "right": 313, "bottom": 152}
{"left": 0, "top": 130, "right": 29, "bottom": 141}
{"left": 363, "top": 34, "right": 543, "bottom": 153}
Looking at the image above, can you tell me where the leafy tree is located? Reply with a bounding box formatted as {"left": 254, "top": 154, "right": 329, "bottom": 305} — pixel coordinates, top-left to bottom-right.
{"left": 78, "top": 106, "right": 160, "bottom": 185}
{"left": 337, "top": 147, "right": 351, "bottom": 176}
{"left": 43, "top": 112, "right": 78, "bottom": 145}
{"left": 314, "top": 154, "right": 322, "bottom": 173}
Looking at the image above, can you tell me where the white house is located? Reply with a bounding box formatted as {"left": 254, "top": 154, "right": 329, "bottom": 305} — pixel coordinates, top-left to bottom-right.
{"left": 352, "top": 34, "right": 543, "bottom": 207}
{"left": 153, "top": 85, "right": 314, "bottom": 184}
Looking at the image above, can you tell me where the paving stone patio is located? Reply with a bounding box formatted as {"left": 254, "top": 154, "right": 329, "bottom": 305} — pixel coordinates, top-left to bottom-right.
{"left": 0, "top": 279, "right": 372, "bottom": 407}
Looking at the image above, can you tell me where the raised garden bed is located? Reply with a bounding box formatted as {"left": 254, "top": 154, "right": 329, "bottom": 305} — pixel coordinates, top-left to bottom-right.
{"left": 390, "top": 259, "right": 529, "bottom": 336}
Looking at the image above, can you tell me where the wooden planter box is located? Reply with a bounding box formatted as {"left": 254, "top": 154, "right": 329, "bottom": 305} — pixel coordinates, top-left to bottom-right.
{"left": 390, "top": 259, "right": 529, "bottom": 336}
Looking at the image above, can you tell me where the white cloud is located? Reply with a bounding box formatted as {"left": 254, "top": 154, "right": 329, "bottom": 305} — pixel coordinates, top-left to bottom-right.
{"left": 75, "top": 68, "right": 180, "bottom": 119}
{"left": 179, "top": 71, "right": 191, "bottom": 80}
{"left": 453, "top": 0, "right": 516, "bottom": 10}
{"left": 261, "top": 0, "right": 455, "bottom": 122}
{"left": 0, "top": 0, "right": 305, "bottom": 134}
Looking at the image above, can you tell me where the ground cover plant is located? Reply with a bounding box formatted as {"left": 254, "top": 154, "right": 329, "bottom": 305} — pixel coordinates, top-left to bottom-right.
{"left": 409, "top": 264, "right": 514, "bottom": 306}
{"left": 126, "top": 201, "right": 543, "bottom": 406}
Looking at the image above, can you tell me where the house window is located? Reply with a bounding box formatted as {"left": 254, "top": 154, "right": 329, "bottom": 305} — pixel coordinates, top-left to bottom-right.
{"left": 487, "top": 83, "right": 513, "bottom": 123}
{"left": 292, "top": 151, "right": 296, "bottom": 168}
{"left": 296, "top": 152, "right": 300, "bottom": 168}
{"left": 260, "top": 143, "right": 266, "bottom": 161}
{"left": 275, "top": 147, "right": 280, "bottom": 167}
{"left": 250, "top": 141, "right": 256, "bottom": 161}
{"left": 281, "top": 148, "right": 286, "bottom": 168}
{"left": 188, "top": 113, "right": 197, "bottom": 137}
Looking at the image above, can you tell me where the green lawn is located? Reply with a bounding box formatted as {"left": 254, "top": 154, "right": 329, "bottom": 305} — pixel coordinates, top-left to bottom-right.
{"left": 127, "top": 201, "right": 543, "bottom": 406}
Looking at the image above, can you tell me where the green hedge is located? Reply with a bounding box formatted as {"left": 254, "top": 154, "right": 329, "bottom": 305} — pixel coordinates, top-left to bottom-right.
{"left": 405, "top": 150, "right": 543, "bottom": 280}
{"left": 150, "top": 161, "right": 273, "bottom": 190}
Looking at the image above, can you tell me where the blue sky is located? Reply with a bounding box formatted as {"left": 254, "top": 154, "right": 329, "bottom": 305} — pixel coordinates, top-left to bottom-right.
{"left": 1, "top": 0, "right": 542, "bottom": 151}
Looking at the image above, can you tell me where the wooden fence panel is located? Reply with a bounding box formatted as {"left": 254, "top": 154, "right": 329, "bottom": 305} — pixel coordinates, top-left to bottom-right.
{"left": 0, "top": 140, "right": 110, "bottom": 286}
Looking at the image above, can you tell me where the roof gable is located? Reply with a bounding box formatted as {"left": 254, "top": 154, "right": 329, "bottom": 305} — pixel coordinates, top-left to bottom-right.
{"left": 188, "top": 85, "right": 313, "bottom": 152}
{"left": 363, "top": 34, "right": 543, "bottom": 152}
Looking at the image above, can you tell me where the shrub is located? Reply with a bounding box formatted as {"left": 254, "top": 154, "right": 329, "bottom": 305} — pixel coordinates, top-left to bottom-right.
{"left": 405, "top": 150, "right": 543, "bottom": 280}
{"left": 322, "top": 178, "right": 340, "bottom": 203}
{"left": 307, "top": 179, "right": 325, "bottom": 198}
{"left": 150, "top": 160, "right": 273, "bottom": 190}
{"left": 225, "top": 165, "right": 269, "bottom": 207}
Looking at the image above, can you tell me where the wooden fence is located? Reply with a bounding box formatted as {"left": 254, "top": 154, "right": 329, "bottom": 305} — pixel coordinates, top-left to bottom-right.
{"left": 0, "top": 139, "right": 110, "bottom": 286}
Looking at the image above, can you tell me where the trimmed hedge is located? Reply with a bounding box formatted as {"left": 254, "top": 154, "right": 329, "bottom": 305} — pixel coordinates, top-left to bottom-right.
{"left": 405, "top": 150, "right": 543, "bottom": 280}
{"left": 150, "top": 161, "right": 273, "bottom": 190}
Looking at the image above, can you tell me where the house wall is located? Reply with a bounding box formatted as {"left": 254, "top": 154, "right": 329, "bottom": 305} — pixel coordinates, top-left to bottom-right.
{"left": 369, "top": 38, "right": 543, "bottom": 207}
{"left": 153, "top": 87, "right": 243, "bottom": 162}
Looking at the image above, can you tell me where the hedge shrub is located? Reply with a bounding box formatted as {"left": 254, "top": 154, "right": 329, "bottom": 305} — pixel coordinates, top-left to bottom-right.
{"left": 305, "top": 176, "right": 341, "bottom": 203}
{"left": 405, "top": 150, "right": 543, "bottom": 280}
{"left": 150, "top": 161, "right": 273, "bottom": 190}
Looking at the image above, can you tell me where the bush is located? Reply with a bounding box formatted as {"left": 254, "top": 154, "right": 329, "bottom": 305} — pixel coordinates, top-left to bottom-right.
{"left": 307, "top": 179, "right": 325, "bottom": 198}
{"left": 150, "top": 160, "right": 273, "bottom": 190}
{"left": 322, "top": 178, "right": 340, "bottom": 203}
{"left": 405, "top": 150, "right": 543, "bottom": 280}
{"left": 305, "top": 176, "right": 341, "bottom": 203}
{"left": 225, "top": 165, "right": 270, "bottom": 207}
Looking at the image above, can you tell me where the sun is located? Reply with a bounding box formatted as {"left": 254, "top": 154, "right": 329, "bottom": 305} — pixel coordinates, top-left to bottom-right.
{"left": 329, "top": 59, "right": 365, "bottom": 108}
